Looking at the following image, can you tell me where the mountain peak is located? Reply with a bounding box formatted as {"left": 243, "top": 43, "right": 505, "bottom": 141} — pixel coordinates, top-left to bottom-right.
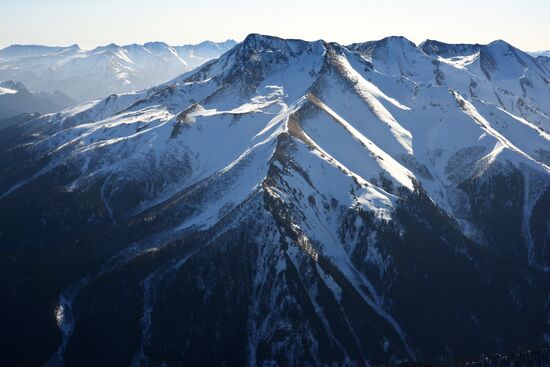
{"left": 419, "top": 39, "right": 481, "bottom": 57}
{"left": 487, "top": 39, "right": 512, "bottom": 48}
{"left": 0, "top": 80, "right": 28, "bottom": 93}
{"left": 232, "top": 33, "right": 322, "bottom": 60}
{"left": 216, "top": 39, "right": 238, "bottom": 48}
{"left": 241, "top": 33, "right": 321, "bottom": 48}
{"left": 482, "top": 39, "right": 532, "bottom": 57}
{"left": 243, "top": 33, "right": 280, "bottom": 43}
{"left": 91, "top": 43, "right": 121, "bottom": 53}
{"left": 352, "top": 35, "right": 415, "bottom": 46}
{"left": 380, "top": 35, "right": 416, "bottom": 46}
{"left": 66, "top": 44, "right": 81, "bottom": 51}
{"left": 348, "top": 36, "right": 418, "bottom": 56}
{"left": 241, "top": 33, "right": 296, "bottom": 49}
{"left": 143, "top": 41, "right": 171, "bottom": 50}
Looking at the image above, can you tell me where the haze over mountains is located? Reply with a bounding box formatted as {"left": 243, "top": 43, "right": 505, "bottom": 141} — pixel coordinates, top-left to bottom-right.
{"left": 0, "top": 80, "right": 75, "bottom": 126}
{"left": 1, "top": 34, "right": 549, "bottom": 366}
{"left": 0, "top": 40, "right": 237, "bottom": 102}
{"left": 530, "top": 50, "right": 550, "bottom": 58}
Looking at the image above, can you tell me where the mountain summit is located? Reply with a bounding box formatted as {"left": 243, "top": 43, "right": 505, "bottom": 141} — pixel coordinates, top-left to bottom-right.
{"left": 1, "top": 34, "right": 550, "bottom": 366}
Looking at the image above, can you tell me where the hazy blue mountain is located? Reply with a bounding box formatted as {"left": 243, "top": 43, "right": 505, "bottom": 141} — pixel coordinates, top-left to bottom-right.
{"left": 0, "top": 40, "right": 237, "bottom": 102}
{"left": 0, "top": 80, "right": 74, "bottom": 120}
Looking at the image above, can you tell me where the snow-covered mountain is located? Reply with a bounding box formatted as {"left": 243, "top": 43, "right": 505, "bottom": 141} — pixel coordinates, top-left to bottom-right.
{"left": 0, "top": 40, "right": 237, "bottom": 102}
{"left": 1, "top": 34, "right": 549, "bottom": 366}
{"left": 538, "top": 55, "right": 550, "bottom": 72}
{"left": 0, "top": 80, "right": 74, "bottom": 120}
{"left": 529, "top": 50, "right": 550, "bottom": 58}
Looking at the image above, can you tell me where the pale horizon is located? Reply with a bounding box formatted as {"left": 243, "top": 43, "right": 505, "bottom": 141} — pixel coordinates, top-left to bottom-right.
{"left": 1, "top": 0, "right": 549, "bottom": 52}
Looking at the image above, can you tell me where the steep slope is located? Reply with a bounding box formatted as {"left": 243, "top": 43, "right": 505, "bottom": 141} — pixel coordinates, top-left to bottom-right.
{"left": 0, "top": 112, "right": 41, "bottom": 130}
{"left": 0, "top": 40, "right": 237, "bottom": 102}
{"left": 538, "top": 55, "right": 550, "bottom": 73}
{"left": 1, "top": 34, "right": 549, "bottom": 367}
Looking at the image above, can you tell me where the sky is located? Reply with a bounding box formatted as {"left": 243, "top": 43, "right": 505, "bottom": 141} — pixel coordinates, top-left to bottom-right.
{"left": 1, "top": 0, "right": 548, "bottom": 51}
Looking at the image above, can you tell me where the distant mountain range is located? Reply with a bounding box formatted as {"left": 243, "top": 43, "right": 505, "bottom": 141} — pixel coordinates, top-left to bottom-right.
{"left": 0, "top": 80, "right": 74, "bottom": 122}
{"left": 0, "top": 40, "right": 237, "bottom": 102}
{"left": 529, "top": 50, "right": 550, "bottom": 58}
{"left": 1, "top": 34, "right": 549, "bottom": 366}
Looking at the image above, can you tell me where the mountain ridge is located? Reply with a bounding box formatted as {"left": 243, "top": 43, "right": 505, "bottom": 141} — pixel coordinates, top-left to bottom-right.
{"left": 0, "top": 80, "right": 75, "bottom": 121}
{"left": 1, "top": 33, "right": 549, "bottom": 366}
{"left": 0, "top": 40, "right": 237, "bottom": 56}
{"left": 0, "top": 39, "right": 238, "bottom": 102}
